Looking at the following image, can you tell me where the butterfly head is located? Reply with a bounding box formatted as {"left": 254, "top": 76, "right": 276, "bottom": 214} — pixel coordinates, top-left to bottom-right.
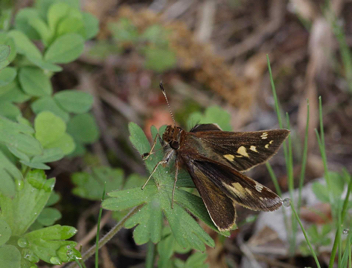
{"left": 162, "top": 125, "right": 183, "bottom": 150}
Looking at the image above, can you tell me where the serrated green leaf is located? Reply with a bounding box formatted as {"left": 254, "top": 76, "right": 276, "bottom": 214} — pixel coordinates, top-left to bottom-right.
{"left": 37, "top": 207, "right": 62, "bottom": 226}
{"left": 72, "top": 167, "right": 124, "bottom": 200}
{"left": 0, "top": 116, "right": 43, "bottom": 156}
{"left": 35, "top": 111, "right": 66, "bottom": 147}
{"left": 187, "top": 106, "right": 232, "bottom": 131}
{"left": 144, "top": 47, "right": 177, "bottom": 72}
{"left": 24, "top": 225, "right": 79, "bottom": 264}
{"left": 14, "top": 8, "right": 41, "bottom": 40}
{"left": 125, "top": 195, "right": 163, "bottom": 244}
{"left": 0, "top": 218, "right": 11, "bottom": 246}
{"left": 0, "top": 245, "right": 21, "bottom": 267}
{"left": 82, "top": 12, "right": 99, "bottom": 40}
{"left": 0, "top": 170, "right": 54, "bottom": 235}
{"left": 54, "top": 90, "right": 93, "bottom": 114}
{"left": 19, "top": 67, "right": 52, "bottom": 97}
{"left": 7, "top": 30, "right": 42, "bottom": 59}
{"left": 0, "top": 67, "right": 16, "bottom": 87}
{"left": 32, "top": 96, "right": 69, "bottom": 122}
{"left": 103, "top": 185, "right": 158, "bottom": 211}
{"left": 0, "top": 101, "right": 20, "bottom": 120}
{"left": 67, "top": 113, "right": 99, "bottom": 144}
{"left": 44, "top": 33, "right": 84, "bottom": 63}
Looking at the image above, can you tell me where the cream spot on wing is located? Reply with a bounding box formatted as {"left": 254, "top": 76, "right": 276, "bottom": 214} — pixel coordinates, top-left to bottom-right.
{"left": 261, "top": 132, "right": 268, "bottom": 139}
{"left": 250, "top": 145, "right": 258, "bottom": 152}
{"left": 255, "top": 183, "right": 263, "bottom": 192}
{"left": 269, "top": 140, "right": 274, "bottom": 144}
{"left": 224, "top": 154, "right": 235, "bottom": 162}
{"left": 237, "top": 146, "right": 249, "bottom": 157}
{"left": 265, "top": 144, "right": 269, "bottom": 149}
{"left": 245, "top": 188, "right": 252, "bottom": 195}
{"left": 223, "top": 182, "right": 245, "bottom": 198}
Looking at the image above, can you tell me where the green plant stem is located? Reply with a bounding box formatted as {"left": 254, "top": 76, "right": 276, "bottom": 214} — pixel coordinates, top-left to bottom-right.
{"left": 328, "top": 173, "right": 352, "bottom": 268}
{"left": 66, "top": 205, "right": 144, "bottom": 268}
{"left": 145, "top": 241, "right": 156, "bottom": 268}
{"left": 290, "top": 202, "right": 321, "bottom": 268}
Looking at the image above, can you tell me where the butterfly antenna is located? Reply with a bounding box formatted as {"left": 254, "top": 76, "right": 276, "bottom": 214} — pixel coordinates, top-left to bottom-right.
{"left": 159, "top": 81, "right": 177, "bottom": 126}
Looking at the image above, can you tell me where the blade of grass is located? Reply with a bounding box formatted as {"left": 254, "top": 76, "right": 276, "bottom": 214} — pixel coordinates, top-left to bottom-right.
{"left": 95, "top": 184, "right": 106, "bottom": 268}
{"left": 297, "top": 99, "right": 310, "bottom": 211}
{"left": 328, "top": 171, "right": 352, "bottom": 268}
{"left": 67, "top": 204, "right": 145, "bottom": 268}
{"left": 290, "top": 202, "right": 321, "bottom": 268}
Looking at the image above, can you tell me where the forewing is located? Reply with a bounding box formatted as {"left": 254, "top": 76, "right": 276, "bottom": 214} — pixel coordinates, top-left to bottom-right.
{"left": 183, "top": 159, "right": 236, "bottom": 231}
{"left": 190, "top": 123, "right": 222, "bottom": 132}
{"left": 191, "top": 157, "right": 282, "bottom": 211}
{"left": 192, "top": 129, "right": 289, "bottom": 171}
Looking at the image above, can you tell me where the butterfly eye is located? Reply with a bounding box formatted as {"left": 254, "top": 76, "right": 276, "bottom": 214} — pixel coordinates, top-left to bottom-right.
{"left": 170, "top": 141, "right": 180, "bottom": 150}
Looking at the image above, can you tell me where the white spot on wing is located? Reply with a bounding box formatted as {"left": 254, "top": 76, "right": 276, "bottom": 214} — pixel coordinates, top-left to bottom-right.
{"left": 250, "top": 145, "right": 258, "bottom": 152}
{"left": 261, "top": 132, "right": 268, "bottom": 139}
{"left": 255, "top": 183, "right": 263, "bottom": 192}
{"left": 224, "top": 154, "right": 235, "bottom": 161}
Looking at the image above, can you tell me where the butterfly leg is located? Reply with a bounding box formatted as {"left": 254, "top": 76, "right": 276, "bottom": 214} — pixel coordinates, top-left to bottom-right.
{"left": 141, "top": 159, "right": 167, "bottom": 190}
{"left": 142, "top": 133, "right": 160, "bottom": 160}
{"left": 171, "top": 160, "right": 179, "bottom": 209}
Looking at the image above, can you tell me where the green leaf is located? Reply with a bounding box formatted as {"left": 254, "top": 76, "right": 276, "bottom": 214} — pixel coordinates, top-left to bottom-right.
{"left": 27, "top": 55, "right": 63, "bottom": 72}
{"left": 0, "top": 170, "right": 54, "bottom": 235}
{"left": 67, "top": 113, "right": 99, "bottom": 144}
{"left": 0, "top": 32, "right": 17, "bottom": 62}
{"left": 47, "top": 191, "right": 60, "bottom": 206}
{"left": 141, "top": 24, "right": 169, "bottom": 45}
{"left": 0, "top": 150, "right": 23, "bottom": 197}
{"left": 0, "top": 115, "right": 43, "bottom": 156}
{"left": 19, "top": 67, "right": 52, "bottom": 97}
{"left": 37, "top": 207, "right": 62, "bottom": 226}
{"left": 24, "top": 225, "right": 79, "bottom": 264}
{"left": 144, "top": 47, "right": 177, "bottom": 72}
{"left": 44, "top": 33, "right": 84, "bottom": 63}
{"left": 177, "top": 252, "right": 209, "bottom": 268}
{"left": 187, "top": 106, "right": 232, "bottom": 131}
{"left": 0, "top": 245, "right": 21, "bottom": 268}
{"left": 0, "top": 101, "right": 21, "bottom": 120}
{"left": 0, "top": 81, "right": 30, "bottom": 103}
{"left": 47, "top": 2, "right": 76, "bottom": 32}
{"left": 45, "top": 133, "right": 75, "bottom": 155}
{"left": 109, "top": 19, "right": 139, "bottom": 43}
{"left": 32, "top": 96, "right": 69, "bottom": 122}
{"left": 0, "top": 67, "right": 16, "bottom": 87}
{"left": 14, "top": 8, "right": 41, "bottom": 40}
{"left": 0, "top": 218, "right": 11, "bottom": 246}
{"left": 7, "top": 30, "right": 42, "bottom": 59}
{"left": 125, "top": 194, "right": 163, "bottom": 244}
{"left": 326, "top": 171, "right": 345, "bottom": 199}
{"left": 31, "top": 148, "right": 64, "bottom": 164}
{"left": 7, "top": 145, "right": 30, "bottom": 162}
{"left": 20, "top": 161, "right": 50, "bottom": 170}
{"left": 54, "top": 90, "right": 93, "bottom": 114}
{"left": 57, "top": 17, "right": 86, "bottom": 38}
{"left": 312, "top": 182, "right": 329, "bottom": 203}
{"left": 72, "top": 167, "right": 124, "bottom": 200}
{"left": 82, "top": 12, "right": 99, "bottom": 40}
{"left": 28, "top": 17, "right": 53, "bottom": 46}
{"left": 35, "top": 111, "right": 66, "bottom": 147}
{"left": 0, "top": 45, "right": 10, "bottom": 69}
